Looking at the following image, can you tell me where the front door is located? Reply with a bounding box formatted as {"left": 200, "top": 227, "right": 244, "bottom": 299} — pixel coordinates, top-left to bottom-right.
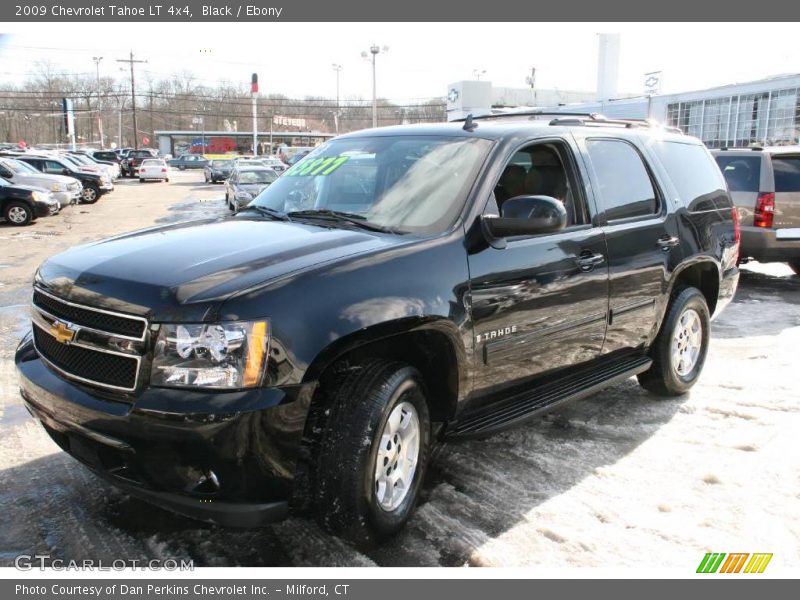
{"left": 467, "top": 138, "right": 609, "bottom": 401}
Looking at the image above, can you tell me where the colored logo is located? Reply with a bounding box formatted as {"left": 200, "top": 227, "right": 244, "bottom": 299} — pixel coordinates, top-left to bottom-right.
{"left": 697, "top": 553, "right": 773, "bottom": 574}
{"left": 50, "top": 321, "right": 76, "bottom": 345}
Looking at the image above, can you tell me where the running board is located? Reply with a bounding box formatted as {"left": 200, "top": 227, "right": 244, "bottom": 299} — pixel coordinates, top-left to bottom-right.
{"left": 447, "top": 354, "right": 652, "bottom": 438}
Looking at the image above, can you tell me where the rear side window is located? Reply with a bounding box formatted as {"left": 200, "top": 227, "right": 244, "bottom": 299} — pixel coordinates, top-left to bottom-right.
{"left": 771, "top": 157, "right": 800, "bottom": 192}
{"left": 714, "top": 155, "right": 761, "bottom": 193}
{"left": 653, "top": 142, "right": 728, "bottom": 212}
{"left": 586, "top": 139, "right": 658, "bottom": 220}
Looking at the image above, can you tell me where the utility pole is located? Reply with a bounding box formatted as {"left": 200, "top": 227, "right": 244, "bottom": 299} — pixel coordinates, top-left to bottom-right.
{"left": 251, "top": 73, "right": 258, "bottom": 155}
{"left": 93, "top": 56, "right": 104, "bottom": 147}
{"left": 117, "top": 51, "right": 147, "bottom": 149}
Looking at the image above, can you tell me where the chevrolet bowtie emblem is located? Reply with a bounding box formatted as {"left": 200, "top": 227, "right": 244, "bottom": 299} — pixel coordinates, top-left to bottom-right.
{"left": 50, "top": 320, "right": 75, "bottom": 344}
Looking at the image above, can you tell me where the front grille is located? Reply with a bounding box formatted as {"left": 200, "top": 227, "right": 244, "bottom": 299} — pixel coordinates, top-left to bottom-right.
{"left": 33, "top": 326, "right": 138, "bottom": 391}
{"left": 33, "top": 290, "right": 146, "bottom": 339}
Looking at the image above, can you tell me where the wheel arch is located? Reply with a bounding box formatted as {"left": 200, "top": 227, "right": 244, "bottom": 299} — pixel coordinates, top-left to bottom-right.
{"left": 668, "top": 257, "right": 721, "bottom": 316}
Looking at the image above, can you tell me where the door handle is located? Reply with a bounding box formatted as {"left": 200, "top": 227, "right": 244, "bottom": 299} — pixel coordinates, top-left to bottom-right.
{"left": 657, "top": 235, "right": 680, "bottom": 251}
{"left": 576, "top": 251, "right": 605, "bottom": 271}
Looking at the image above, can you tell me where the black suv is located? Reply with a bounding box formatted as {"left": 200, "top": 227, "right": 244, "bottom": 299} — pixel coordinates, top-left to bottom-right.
{"left": 16, "top": 114, "right": 739, "bottom": 543}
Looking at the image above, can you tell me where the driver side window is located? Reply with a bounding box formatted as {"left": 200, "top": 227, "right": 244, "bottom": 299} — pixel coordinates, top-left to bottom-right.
{"left": 490, "top": 141, "right": 588, "bottom": 227}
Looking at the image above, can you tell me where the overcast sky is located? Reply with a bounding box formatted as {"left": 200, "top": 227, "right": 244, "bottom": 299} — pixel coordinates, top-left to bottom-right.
{"left": 2, "top": 22, "right": 799, "bottom": 102}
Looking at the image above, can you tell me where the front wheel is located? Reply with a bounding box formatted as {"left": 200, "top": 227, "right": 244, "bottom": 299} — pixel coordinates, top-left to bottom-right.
{"left": 313, "top": 360, "right": 431, "bottom": 545}
{"left": 80, "top": 185, "right": 99, "bottom": 204}
{"left": 789, "top": 260, "right": 800, "bottom": 275}
{"left": 4, "top": 201, "right": 33, "bottom": 226}
{"left": 139, "top": 178, "right": 145, "bottom": 183}
{"left": 638, "top": 287, "right": 710, "bottom": 397}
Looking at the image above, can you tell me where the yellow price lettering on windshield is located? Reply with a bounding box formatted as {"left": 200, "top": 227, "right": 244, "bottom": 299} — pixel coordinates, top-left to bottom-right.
{"left": 286, "top": 156, "right": 349, "bottom": 177}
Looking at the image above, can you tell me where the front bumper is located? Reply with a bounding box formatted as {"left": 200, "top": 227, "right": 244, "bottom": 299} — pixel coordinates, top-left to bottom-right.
{"left": 740, "top": 225, "right": 800, "bottom": 262}
{"left": 15, "top": 334, "right": 314, "bottom": 527}
{"left": 33, "top": 201, "right": 59, "bottom": 218}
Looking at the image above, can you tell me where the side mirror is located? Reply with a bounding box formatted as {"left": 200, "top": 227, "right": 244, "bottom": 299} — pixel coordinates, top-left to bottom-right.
{"left": 483, "top": 195, "right": 567, "bottom": 239}
{"left": 62, "top": 169, "right": 71, "bottom": 176}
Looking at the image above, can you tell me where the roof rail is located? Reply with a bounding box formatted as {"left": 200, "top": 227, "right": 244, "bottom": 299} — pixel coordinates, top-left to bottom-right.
{"left": 453, "top": 111, "right": 683, "bottom": 134}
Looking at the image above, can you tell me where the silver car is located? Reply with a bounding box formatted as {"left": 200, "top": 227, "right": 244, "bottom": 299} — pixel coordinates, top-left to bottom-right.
{"left": 224, "top": 166, "right": 279, "bottom": 211}
{"left": 713, "top": 147, "right": 800, "bottom": 273}
{"left": 0, "top": 157, "right": 82, "bottom": 205}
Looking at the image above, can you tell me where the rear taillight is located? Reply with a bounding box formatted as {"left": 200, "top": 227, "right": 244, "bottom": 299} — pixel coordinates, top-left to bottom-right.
{"left": 161, "top": 168, "right": 167, "bottom": 173}
{"left": 754, "top": 192, "right": 775, "bottom": 228}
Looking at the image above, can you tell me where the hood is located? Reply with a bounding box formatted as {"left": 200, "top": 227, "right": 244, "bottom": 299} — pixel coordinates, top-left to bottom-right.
{"left": 17, "top": 172, "right": 77, "bottom": 187}
{"left": 36, "top": 215, "right": 400, "bottom": 322}
{"left": 4, "top": 182, "right": 49, "bottom": 195}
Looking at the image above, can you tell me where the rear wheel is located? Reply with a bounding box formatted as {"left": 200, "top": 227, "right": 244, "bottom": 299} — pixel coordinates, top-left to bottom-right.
{"left": 789, "top": 260, "right": 800, "bottom": 275}
{"left": 4, "top": 201, "right": 33, "bottom": 226}
{"left": 638, "top": 287, "right": 710, "bottom": 397}
{"left": 139, "top": 178, "right": 145, "bottom": 183}
{"left": 312, "top": 360, "right": 431, "bottom": 545}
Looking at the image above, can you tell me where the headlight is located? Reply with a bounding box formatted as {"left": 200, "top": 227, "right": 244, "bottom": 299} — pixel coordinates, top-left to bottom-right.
{"left": 151, "top": 320, "right": 269, "bottom": 389}
{"left": 31, "top": 191, "right": 41, "bottom": 202}
{"left": 51, "top": 183, "right": 61, "bottom": 192}
{"left": 235, "top": 190, "right": 253, "bottom": 199}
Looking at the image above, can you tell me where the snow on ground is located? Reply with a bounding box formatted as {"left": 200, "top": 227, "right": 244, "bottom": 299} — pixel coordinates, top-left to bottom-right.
{"left": 0, "top": 178, "right": 797, "bottom": 567}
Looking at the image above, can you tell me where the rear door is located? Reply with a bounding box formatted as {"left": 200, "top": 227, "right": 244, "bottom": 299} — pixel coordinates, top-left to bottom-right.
{"left": 769, "top": 154, "right": 800, "bottom": 231}
{"left": 575, "top": 135, "right": 682, "bottom": 353}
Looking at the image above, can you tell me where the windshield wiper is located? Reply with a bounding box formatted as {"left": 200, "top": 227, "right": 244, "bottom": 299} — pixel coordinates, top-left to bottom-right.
{"left": 237, "top": 205, "right": 291, "bottom": 221}
{"left": 286, "top": 209, "right": 401, "bottom": 234}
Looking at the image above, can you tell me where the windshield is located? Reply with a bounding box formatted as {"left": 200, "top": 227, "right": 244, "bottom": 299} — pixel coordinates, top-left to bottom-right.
{"left": 251, "top": 135, "right": 491, "bottom": 234}
{"left": 239, "top": 169, "right": 277, "bottom": 184}
{"left": 212, "top": 160, "right": 233, "bottom": 168}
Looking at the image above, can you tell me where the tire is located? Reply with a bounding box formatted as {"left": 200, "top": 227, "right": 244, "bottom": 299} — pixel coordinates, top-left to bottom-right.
{"left": 80, "top": 184, "right": 99, "bottom": 204}
{"left": 165, "top": 178, "right": 169, "bottom": 183}
{"left": 638, "top": 287, "right": 710, "bottom": 397}
{"left": 178, "top": 165, "right": 186, "bottom": 171}
{"left": 4, "top": 201, "right": 33, "bottom": 226}
{"left": 139, "top": 178, "right": 145, "bottom": 183}
{"left": 312, "top": 360, "right": 431, "bottom": 545}
{"left": 789, "top": 260, "right": 800, "bottom": 275}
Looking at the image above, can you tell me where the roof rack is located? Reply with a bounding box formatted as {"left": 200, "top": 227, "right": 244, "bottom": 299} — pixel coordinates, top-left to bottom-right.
{"left": 453, "top": 111, "right": 684, "bottom": 134}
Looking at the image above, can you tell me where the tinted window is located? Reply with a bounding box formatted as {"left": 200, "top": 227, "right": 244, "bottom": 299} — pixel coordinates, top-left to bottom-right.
{"left": 771, "top": 156, "right": 800, "bottom": 192}
{"left": 586, "top": 139, "right": 658, "bottom": 220}
{"left": 714, "top": 155, "right": 761, "bottom": 193}
{"left": 652, "top": 142, "right": 728, "bottom": 212}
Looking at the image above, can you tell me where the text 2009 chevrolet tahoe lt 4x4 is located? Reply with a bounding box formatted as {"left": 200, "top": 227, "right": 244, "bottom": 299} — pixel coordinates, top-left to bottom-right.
{"left": 16, "top": 113, "right": 739, "bottom": 544}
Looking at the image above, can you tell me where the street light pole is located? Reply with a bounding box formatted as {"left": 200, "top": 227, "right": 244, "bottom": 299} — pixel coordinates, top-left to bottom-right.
{"left": 362, "top": 45, "right": 387, "bottom": 129}
{"left": 332, "top": 63, "right": 342, "bottom": 133}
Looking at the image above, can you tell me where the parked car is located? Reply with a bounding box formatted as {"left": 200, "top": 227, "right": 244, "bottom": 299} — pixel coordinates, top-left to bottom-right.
{"left": 168, "top": 154, "right": 209, "bottom": 170}
{"left": 0, "top": 157, "right": 82, "bottom": 205}
{"left": 15, "top": 115, "right": 738, "bottom": 544}
{"left": 71, "top": 151, "right": 121, "bottom": 180}
{"left": 237, "top": 156, "right": 288, "bottom": 173}
{"left": 121, "top": 149, "right": 158, "bottom": 177}
{"left": 83, "top": 150, "right": 122, "bottom": 165}
{"left": 712, "top": 147, "right": 800, "bottom": 273}
{"left": 13, "top": 154, "right": 113, "bottom": 203}
{"left": 204, "top": 159, "right": 235, "bottom": 183}
{"left": 224, "top": 166, "right": 278, "bottom": 210}
{"left": 0, "top": 177, "right": 59, "bottom": 225}
{"left": 65, "top": 152, "right": 119, "bottom": 181}
{"left": 138, "top": 159, "right": 170, "bottom": 182}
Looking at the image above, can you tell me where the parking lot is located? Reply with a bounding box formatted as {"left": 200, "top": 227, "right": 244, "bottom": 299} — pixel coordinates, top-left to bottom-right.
{"left": 0, "top": 173, "right": 798, "bottom": 568}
